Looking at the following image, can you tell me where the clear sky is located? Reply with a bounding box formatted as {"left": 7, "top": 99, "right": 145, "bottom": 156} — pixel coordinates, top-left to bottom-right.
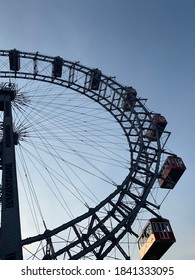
{"left": 0, "top": 0, "right": 194, "bottom": 259}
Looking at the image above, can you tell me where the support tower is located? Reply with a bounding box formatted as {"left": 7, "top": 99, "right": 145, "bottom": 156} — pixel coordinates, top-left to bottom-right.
{"left": 0, "top": 82, "right": 22, "bottom": 260}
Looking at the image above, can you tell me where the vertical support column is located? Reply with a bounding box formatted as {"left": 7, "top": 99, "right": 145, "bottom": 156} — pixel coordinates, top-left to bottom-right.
{"left": 0, "top": 85, "right": 23, "bottom": 259}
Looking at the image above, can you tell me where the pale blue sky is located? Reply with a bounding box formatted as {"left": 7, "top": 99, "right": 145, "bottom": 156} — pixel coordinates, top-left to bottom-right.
{"left": 0, "top": 0, "right": 194, "bottom": 259}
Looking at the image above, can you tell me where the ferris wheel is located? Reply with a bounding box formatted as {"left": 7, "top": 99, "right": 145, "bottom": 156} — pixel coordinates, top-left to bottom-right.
{"left": 0, "top": 49, "right": 186, "bottom": 260}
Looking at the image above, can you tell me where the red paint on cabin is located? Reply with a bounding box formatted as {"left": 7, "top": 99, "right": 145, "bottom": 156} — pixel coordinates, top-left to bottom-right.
{"left": 159, "top": 156, "right": 186, "bottom": 189}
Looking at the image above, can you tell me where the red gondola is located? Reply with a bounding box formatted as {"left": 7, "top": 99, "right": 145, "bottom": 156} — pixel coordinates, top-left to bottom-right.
{"left": 137, "top": 218, "right": 176, "bottom": 260}
{"left": 159, "top": 156, "right": 186, "bottom": 189}
{"left": 89, "top": 69, "right": 102, "bottom": 90}
{"left": 52, "top": 56, "right": 63, "bottom": 78}
{"left": 146, "top": 114, "right": 167, "bottom": 140}
{"left": 9, "top": 49, "right": 20, "bottom": 72}
{"left": 122, "top": 86, "right": 137, "bottom": 111}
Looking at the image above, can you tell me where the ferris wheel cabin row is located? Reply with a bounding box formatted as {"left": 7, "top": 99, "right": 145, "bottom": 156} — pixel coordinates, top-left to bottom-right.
{"left": 87, "top": 79, "right": 186, "bottom": 259}
{"left": 120, "top": 87, "right": 186, "bottom": 259}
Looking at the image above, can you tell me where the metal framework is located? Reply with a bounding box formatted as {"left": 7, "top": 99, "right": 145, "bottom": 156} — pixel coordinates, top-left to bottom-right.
{"left": 0, "top": 49, "right": 174, "bottom": 260}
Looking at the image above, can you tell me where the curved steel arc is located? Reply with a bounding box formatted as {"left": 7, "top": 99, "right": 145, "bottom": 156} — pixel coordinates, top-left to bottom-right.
{"left": 21, "top": 182, "right": 125, "bottom": 246}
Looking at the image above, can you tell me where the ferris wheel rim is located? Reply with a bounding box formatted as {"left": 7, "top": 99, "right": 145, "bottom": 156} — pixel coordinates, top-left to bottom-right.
{"left": 0, "top": 49, "right": 169, "bottom": 259}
